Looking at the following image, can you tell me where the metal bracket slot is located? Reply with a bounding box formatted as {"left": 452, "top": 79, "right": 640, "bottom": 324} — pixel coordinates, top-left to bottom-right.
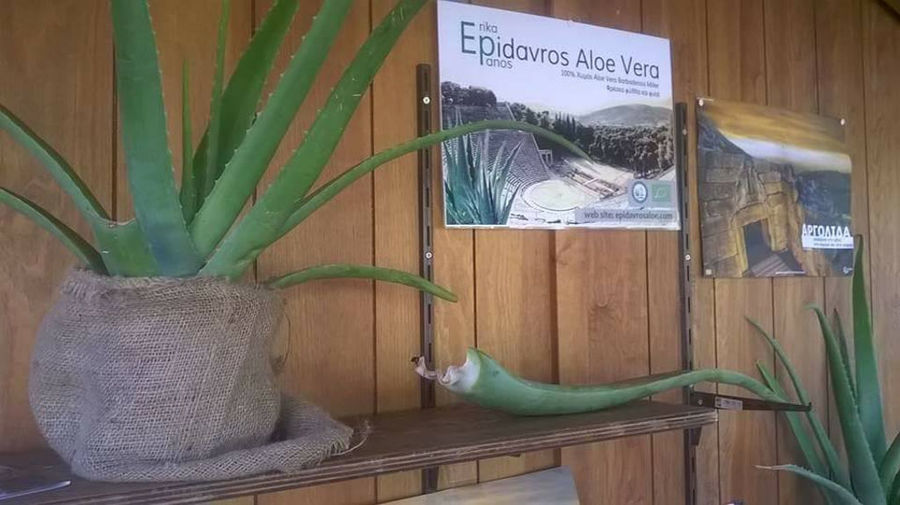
{"left": 416, "top": 63, "right": 439, "bottom": 495}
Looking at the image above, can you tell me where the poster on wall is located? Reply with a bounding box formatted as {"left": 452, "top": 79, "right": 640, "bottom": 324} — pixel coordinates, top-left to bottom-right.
{"left": 436, "top": 1, "right": 679, "bottom": 229}
{"left": 696, "top": 97, "right": 853, "bottom": 278}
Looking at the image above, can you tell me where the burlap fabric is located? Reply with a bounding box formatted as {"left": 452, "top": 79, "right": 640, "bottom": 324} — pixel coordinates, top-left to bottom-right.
{"left": 29, "top": 269, "right": 354, "bottom": 482}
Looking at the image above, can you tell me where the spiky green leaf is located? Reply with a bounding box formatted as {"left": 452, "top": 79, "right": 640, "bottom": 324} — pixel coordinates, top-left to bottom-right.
{"left": 758, "top": 465, "right": 863, "bottom": 505}
{"left": 811, "top": 306, "right": 886, "bottom": 505}
{"left": 198, "top": 0, "right": 429, "bottom": 272}
{"left": 190, "top": 0, "right": 354, "bottom": 255}
{"left": 265, "top": 264, "right": 457, "bottom": 302}
{"left": 851, "top": 239, "right": 887, "bottom": 461}
{"left": 179, "top": 60, "right": 198, "bottom": 221}
{"left": 833, "top": 310, "right": 857, "bottom": 402}
{"left": 756, "top": 362, "right": 828, "bottom": 477}
{"left": 199, "top": 0, "right": 231, "bottom": 198}
{"left": 202, "top": 119, "right": 591, "bottom": 277}
{"left": 111, "top": 0, "right": 202, "bottom": 276}
{"left": 191, "top": 0, "right": 300, "bottom": 206}
{"left": 883, "top": 435, "right": 900, "bottom": 497}
{"left": 0, "top": 105, "right": 109, "bottom": 222}
{"left": 747, "top": 317, "right": 851, "bottom": 488}
{"left": 0, "top": 187, "right": 105, "bottom": 273}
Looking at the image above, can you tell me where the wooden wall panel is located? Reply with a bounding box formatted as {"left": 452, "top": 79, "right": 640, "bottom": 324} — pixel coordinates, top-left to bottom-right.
{"left": 0, "top": 0, "right": 113, "bottom": 453}
{"left": 1, "top": 2, "right": 898, "bottom": 505}
{"left": 863, "top": 0, "right": 900, "bottom": 437}
{"left": 468, "top": 0, "right": 559, "bottom": 485}
{"left": 764, "top": 1, "right": 827, "bottom": 503}
{"left": 706, "top": 2, "right": 778, "bottom": 504}
{"left": 641, "top": 1, "right": 708, "bottom": 503}
{"left": 254, "top": 1, "right": 375, "bottom": 503}
{"left": 550, "top": 3, "right": 654, "bottom": 504}
{"left": 816, "top": 0, "right": 869, "bottom": 459}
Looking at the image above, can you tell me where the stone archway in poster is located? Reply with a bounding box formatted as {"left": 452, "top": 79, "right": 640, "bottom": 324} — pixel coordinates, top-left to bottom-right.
{"left": 696, "top": 97, "right": 853, "bottom": 278}
{"left": 436, "top": 1, "right": 678, "bottom": 230}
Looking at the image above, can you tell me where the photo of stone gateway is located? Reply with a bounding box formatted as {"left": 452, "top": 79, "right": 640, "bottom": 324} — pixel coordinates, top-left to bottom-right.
{"left": 697, "top": 98, "right": 853, "bottom": 278}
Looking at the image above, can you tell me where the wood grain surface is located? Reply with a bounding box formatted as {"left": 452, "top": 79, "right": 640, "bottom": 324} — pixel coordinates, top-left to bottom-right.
{"left": 0, "top": 1, "right": 897, "bottom": 504}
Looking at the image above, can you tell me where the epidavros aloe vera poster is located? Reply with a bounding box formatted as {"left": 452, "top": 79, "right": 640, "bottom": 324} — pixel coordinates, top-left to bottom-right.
{"left": 697, "top": 98, "right": 853, "bottom": 277}
{"left": 437, "top": 1, "right": 678, "bottom": 229}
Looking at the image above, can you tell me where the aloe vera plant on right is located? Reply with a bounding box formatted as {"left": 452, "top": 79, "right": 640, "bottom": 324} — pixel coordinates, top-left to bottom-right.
{"left": 749, "top": 241, "right": 900, "bottom": 505}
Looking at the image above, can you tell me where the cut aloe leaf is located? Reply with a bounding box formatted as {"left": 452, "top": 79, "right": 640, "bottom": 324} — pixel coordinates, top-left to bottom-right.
{"left": 414, "top": 348, "right": 782, "bottom": 416}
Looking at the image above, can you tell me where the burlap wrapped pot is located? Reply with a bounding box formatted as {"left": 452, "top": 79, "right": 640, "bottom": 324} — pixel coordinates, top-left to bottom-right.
{"left": 29, "top": 269, "right": 354, "bottom": 482}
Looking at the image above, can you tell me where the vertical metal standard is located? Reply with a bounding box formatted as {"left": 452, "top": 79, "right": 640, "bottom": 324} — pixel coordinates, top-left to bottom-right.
{"left": 675, "top": 102, "right": 698, "bottom": 505}
{"left": 416, "top": 63, "right": 439, "bottom": 494}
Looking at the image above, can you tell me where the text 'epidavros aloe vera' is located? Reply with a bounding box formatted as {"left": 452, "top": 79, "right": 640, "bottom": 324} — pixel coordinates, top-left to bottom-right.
{"left": 0, "top": 0, "right": 589, "bottom": 296}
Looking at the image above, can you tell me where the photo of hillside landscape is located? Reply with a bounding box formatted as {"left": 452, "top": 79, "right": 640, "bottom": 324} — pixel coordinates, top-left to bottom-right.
{"left": 440, "top": 81, "right": 676, "bottom": 228}
{"left": 696, "top": 97, "right": 853, "bottom": 277}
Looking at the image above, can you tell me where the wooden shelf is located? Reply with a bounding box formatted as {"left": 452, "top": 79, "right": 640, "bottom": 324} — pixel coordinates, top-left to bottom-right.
{"left": 0, "top": 401, "right": 715, "bottom": 504}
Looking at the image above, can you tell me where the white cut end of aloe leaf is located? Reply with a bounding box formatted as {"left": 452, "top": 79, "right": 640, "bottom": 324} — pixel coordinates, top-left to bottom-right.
{"left": 412, "top": 354, "right": 478, "bottom": 394}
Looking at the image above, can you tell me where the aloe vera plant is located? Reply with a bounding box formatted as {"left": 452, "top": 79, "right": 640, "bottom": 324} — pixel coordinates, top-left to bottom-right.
{"left": 0, "top": 0, "right": 587, "bottom": 295}
{"left": 748, "top": 241, "right": 899, "bottom": 505}
{"left": 443, "top": 114, "right": 523, "bottom": 225}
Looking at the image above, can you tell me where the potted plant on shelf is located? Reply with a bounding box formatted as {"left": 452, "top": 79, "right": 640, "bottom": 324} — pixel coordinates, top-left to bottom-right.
{"left": 0, "top": 0, "right": 583, "bottom": 482}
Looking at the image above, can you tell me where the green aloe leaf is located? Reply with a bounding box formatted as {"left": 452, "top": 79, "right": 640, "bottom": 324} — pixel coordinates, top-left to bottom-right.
{"left": 202, "top": 119, "right": 591, "bottom": 277}
{"left": 111, "top": 0, "right": 202, "bottom": 276}
{"left": 92, "top": 220, "right": 158, "bottom": 277}
{"left": 883, "top": 435, "right": 900, "bottom": 497}
{"left": 180, "top": 60, "right": 197, "bottom": 221}
{"left": 747, "top": 317, "right": 851, "bottom": 488}
{"left": 833, "top": 310, "right": 857, "bottom": 402}
{"left": 265, "top": 264, "right": 457, "bottom": 302}
{"left": 758, "top": 465, "right": 863, "bottom": 505}
{"left": 0, "top": 105, "right": 109, "bottom": 222}
{"left": 199, "top": 0, "right": 231, "bottom": 198}
{"left": 190, "top": 0, "right": 300, "bottom": 212}
{"left": 198, "top": 0, "right": 429, "bottom": 273}
{"left": 811, "top": 306, "right": 886, "bottom": 505}
{"left": 0, "top": 187, "right": 106, "bottom": 273}
{"left": 755, "top": 362, "right": 828, "bottom": 478}
{"left": 190, "top": 0, "right": 354, "bottom": 255}
{"left": 851, "top": 239, "right": 887, "bottom": 461}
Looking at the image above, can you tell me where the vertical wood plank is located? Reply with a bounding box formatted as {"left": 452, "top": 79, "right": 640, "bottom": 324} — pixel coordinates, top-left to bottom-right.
{"left": 863, "top": 0, "right": 900, "bottom": 437}
{"left": 370, "top": 0, "right": 439, "bottom": 501}
{"left": 0, "top": 0, "right": 113, "bottom": 452}
{"left": 254, "top": 0, "right": 376, "bottom": 503}
{"left": 815, "top": 0, "right": 870, "bottom": 459}
{"left": 467, "top": 0, "right": 558, "bottom": 484}
{"left": 641, "top": 1, "right": 708, "bottom": 503}
{"left": 550, "top": 3, "right": 653, "bottom": 504}
{"left": 706, "top": 2, "right": 777, "bottom": 504}
{"left": 764, "top": 1, "right": 827, "bottom": 503}
{"left": 429, "top": 0, "right": 480, "bottom": 492}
